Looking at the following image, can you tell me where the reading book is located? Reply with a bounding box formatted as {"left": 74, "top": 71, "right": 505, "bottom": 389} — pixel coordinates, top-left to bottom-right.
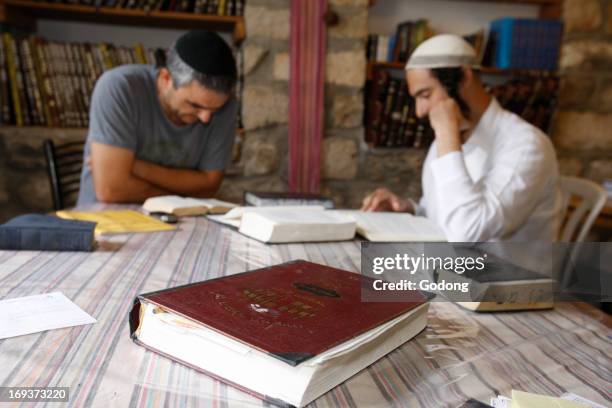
{"left": 244, "top": 191, "right": 335, "bottom": 209}
{"left": 129, "top": 260, "right": 429, "bottom": 407}
{"left": 436, "top": 248, "right": 554, "bottom": 312}
{"left": 0, "top": 214, "right": 96, "bottom": 251}
{"left": 208, "top": 206, "right": 356, "bottom": 243}
{"left": 336, "top": 210, "right": 446, "bottom": 242}
{"left": 142, "top": 195, "right": 237, "bottom": 216}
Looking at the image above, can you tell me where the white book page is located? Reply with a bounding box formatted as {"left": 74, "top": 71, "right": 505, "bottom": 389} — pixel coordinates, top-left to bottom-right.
{"left": 336, "top": 210, "right": 446, "bottom": 242}
{"left": 222, "top": 205, "right": 327, "bottom": 221}
{"left": 0, "top": 292, "right": 96, "bottom": 339}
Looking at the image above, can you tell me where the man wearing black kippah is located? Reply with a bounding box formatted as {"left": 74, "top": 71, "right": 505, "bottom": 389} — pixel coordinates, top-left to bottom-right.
{"left": 77, "top": 30, "right": 238, "bottom": 205}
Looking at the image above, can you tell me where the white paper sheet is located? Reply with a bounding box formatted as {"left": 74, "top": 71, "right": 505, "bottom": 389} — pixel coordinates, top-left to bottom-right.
{"left": 0, "top": 292, "right": 96, "bottom": 339}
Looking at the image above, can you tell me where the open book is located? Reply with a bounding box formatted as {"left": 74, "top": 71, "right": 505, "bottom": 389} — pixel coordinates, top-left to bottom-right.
{"left": 130, "top": 260, "right": 429, "bottom": 407}
{"left": 208, "top": 206, "right": 356, "bottom": 243}
{"left": 142, "top": 195, "right": 238, "bottom": 216}
{"left": 336, "top": 210, "right": 446, "bottom": 242}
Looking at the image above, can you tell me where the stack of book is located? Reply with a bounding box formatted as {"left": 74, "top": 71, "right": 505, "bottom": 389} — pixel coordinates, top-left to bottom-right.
{"left": 0, "top": 33, "right": 163, "bottom": 127}
{"left": 486, "top": 75, "right": 559, "bottom": 131}
{"left": 488, "top": 18, "right": 562, "bottom": 71}
{"left": 366, "top": 70, "right": 433, "bottom": 148}
{"left": 40, "top": 0, "right": 245, "bottom": 16}
{"left": 366, "top": 19, "right": 430, "bottom": 63}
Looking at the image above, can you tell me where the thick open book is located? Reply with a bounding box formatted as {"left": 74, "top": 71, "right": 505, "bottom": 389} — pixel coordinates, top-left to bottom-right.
{"left": 142, "top": 195, "right": 238, "bottom": 216}
{"left": 129, "top": 260, "right": 429, "bottom": 407}
{"left": 208, "top": 206, "right": 356, "bottom": 243}
{"left": 336, "top": 210, "right": 446, "bottom": 242}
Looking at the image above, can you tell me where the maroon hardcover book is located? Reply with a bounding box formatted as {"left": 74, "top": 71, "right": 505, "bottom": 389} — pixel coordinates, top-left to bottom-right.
{"left": 130, "top": 260, "right": 427, "bottom": 366}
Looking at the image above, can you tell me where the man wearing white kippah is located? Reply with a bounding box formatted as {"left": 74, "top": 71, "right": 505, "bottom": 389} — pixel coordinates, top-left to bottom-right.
{"left": 361, "top": 34, "right": 563, "bottom": 242}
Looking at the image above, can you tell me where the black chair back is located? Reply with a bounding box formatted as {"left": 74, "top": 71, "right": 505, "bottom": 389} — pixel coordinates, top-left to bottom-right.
{"left": 43, "top": 139, "right": 85, "bottom": 211}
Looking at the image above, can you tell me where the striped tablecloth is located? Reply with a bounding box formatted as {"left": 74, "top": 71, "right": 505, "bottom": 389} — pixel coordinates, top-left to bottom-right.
{"left": 1, "top": 216, "right": 610, "bottom": 407}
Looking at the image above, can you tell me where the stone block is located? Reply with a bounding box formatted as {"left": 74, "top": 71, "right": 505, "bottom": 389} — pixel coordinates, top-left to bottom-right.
{"left": 558, "top": 75, "right": 596, "bottom": 107}
{"left": 322, "top": 137, "right": 358, "bottom": 180}
{"left": 330, "top": 91, "right": 363, "bottom": 128}
{"left": 563, "top": 0, "right": 602, "bottom": 33}
{"left": 16, "top": 171, "right": 53, "bottom": 212}
{"left": 217, "top": 176, "right": 286, "bottom": 203}
{"left": 560, "top": 40, "right": 612, "bottom": 71}
{"left": 243, "top": 135, "right": 280, "bottom": 176}
{"left": 243, "top": 45, "right": 269, "bottom": 76}
{"left": 553, "top": 111, "right": 612, "bottom": 150}
{"left": 586, "top": 159, "right": 612, "bottom": 182}
{"left": 273, "top": 52, "right": 290, "bottom": 81}
{"left": 326, "top": 50, "right": 366, "bottom": 87}
{"left": 362, "top": 149, "right": 427, "bottom": 182}
{"left": 329, "top": 0, "right": 369, "bottom": 6}
{"left": 245, "top": 6, "right": 290, "bottom": 40}
{"left": 328, "top": 8, "right": 368, "bottom": 40}
{"left": 242, "top": 85, "right": 289, "bottom": 130}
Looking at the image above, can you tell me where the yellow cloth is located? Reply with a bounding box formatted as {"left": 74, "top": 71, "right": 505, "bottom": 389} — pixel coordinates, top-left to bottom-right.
{"left": 56, "top": 210, "right": 175, "bottom": 235}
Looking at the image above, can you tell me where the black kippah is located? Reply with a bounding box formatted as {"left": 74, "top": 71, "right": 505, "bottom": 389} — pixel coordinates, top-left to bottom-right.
{"left": 175, "top": 30, "right": 237, "bottom": 80}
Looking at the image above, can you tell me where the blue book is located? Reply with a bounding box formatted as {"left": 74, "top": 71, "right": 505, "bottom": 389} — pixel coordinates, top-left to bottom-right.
{"left": 0, "top": 214, "right": 96, "bottom": 251}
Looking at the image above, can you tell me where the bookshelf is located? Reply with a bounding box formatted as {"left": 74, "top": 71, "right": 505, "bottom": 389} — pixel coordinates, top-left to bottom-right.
{"left": 0, "top": 0, "right": 246, "bottom": 131}
{"left": 0, "top": 0, "right": 246, "bottom": 44}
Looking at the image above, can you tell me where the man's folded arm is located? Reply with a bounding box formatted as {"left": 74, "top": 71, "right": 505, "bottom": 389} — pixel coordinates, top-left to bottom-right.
{"left": 132, "top": 159, "right": 224, "bottom": 198}
{"left": 430, "top": 143, "right": 552, "bottom": 242}
{"left": 91, "top": 142, "right": 169, "bottom": 203}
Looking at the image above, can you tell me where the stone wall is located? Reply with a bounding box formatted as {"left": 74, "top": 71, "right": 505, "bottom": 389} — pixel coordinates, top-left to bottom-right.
{"left": 553, "top": 0, "right": 612, "bottom": 183}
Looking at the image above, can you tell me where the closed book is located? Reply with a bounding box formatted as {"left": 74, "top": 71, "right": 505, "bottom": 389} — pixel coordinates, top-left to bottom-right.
{"left": 0, "top": 214, "right": 96, "bottom": 252}
{"left": 209, "top": 206, "right": 356, "bottom": 244}
{"left": 435, "top": 248, "right": 554, "bottom": 312}
{"left": 129, "top": 260, "right": 429, "bottom": 407}
{"left": 244, "top": 191, "right": 334, "bottom": 209}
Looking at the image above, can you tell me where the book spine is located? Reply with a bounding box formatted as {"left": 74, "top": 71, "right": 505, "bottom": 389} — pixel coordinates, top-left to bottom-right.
{"left": 0, "top": 36, "right": 12, "bottom": 124}
{"left": 2, "top": 33, "right": 22, "bottom": 125}
{"left": 0, "top": 228, "right": 94, "bottom": 251}
{"left": 35, "top": 38, "right": 60, "bottom": 127}
{"left": 17, "top": 39, "right": 36, "bottom": 125}
{"left": 21, "top": 38, "right": 45, "bottom": 126}
{"left": 378, "top": 78, "right": 398, "bottom": 147}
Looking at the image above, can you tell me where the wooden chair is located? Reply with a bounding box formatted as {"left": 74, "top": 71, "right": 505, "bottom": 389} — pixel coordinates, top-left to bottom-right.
{"left": 43, "top": 139, "right": 85, "bottom": 211}
{"left": 559, "top": 176, "right": 607, "bottom": 243}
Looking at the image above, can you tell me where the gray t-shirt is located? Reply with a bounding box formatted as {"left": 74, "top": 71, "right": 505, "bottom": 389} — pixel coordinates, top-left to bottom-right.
{"left": 77, "top": 64, "right": 237, "bottom": 206}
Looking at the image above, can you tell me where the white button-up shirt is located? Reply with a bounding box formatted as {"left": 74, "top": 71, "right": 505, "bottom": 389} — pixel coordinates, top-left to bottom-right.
{"left": 416, "top": 98, "right": 563, "bottom": 242}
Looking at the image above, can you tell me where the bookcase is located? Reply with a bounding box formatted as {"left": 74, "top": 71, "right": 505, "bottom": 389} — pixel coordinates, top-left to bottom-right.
{"left": 0, "top": 0, "right": 246, "bottom": 129}
{"left": 364, "top": 0, "right": 562, "bottom": 149}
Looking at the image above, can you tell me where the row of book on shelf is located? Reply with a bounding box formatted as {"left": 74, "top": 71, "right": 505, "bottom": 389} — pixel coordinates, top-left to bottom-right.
{"left": 38, "top": 0, "right": 245, "bottom": 16}
{"left": 0, "top": 33, "right": 163, "bottom": 127}
{"left": 368, "top": 17, "right": 562, "bottom": 71}
{"left": 0, "top": 32, "right": 243, "bottom": 128}
{"left": 366, "top": 68, "right": 558, "bottom": 148}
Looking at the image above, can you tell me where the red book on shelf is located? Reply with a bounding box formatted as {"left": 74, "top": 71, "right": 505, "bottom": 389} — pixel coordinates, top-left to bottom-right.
{"left": 130, "top": 260, "right": 429, "bottom": 407}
